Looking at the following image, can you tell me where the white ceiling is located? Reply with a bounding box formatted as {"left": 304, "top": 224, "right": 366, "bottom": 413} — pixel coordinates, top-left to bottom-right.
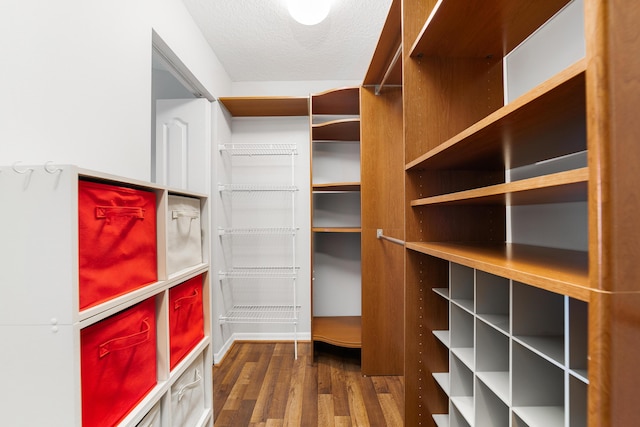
{"left": 180, "top": 0, "right": 393, "bottom": 82}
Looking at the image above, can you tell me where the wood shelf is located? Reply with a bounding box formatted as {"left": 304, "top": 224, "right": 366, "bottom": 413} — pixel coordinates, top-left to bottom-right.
{"left": 411, "top": 168, "right": 588, "bottom": 207}
{"left": 218, "top": 96, "right": 308, "bottom": 117}
{"left": 312, "top": 118, "right": 360, "bottom": 141}
{"left": 405, "top": 242, "right": 589, "bottom": 301}
{"left": 312, "top": 182, "right": 361, "bottom": 192}
{"left": 363, "top": 0, "right": 402, "bottom": 89}
{"left": 312, "top": 316, "right": 362, "bottom": 348}
{"left": 406, "top": 59, "right": 586, "bottom": 171}
{"left": 409, "top": 0, "right": 571, "bottom": 58}
{"left": 312, "top": 227, "right": 361, "bottom": 233}
{"left": 310, "top": 87, "right": 360, "bottom": 115}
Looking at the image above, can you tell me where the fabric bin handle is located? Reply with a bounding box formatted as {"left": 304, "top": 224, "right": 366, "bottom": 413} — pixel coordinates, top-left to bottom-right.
{"left": 178, "top": 368, "right": 202, "bottom": 402}
{"left": 172, "top": 210, "right": 199, "bottom": 220}
{"left": 96, "top": 206, "right": 145, "bottom": 219}
{"left": 98, "top": 319, "right": 151, "bottom": 358}
{"left": 174, "top": 290, "right": 199, "bottom": 310}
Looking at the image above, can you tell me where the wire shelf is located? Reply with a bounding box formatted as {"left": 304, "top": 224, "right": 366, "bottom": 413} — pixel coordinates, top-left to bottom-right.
{"left": 219, "top": 227, "right": 298, "bottom": 236}
{"left": 219, "top": 267, "right": 299, "bottom": 279}
{"left": 219, "top": 143, "right": 298, "bottom": 156}
{"left": 219, "top": 305, "right": 300, "bottom": 324}
{"left": 218, "top": 183, "right": 298, "bottom": 192}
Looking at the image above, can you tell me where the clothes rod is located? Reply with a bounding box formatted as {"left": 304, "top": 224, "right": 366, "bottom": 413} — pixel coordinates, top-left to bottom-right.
{"left": 376, "top": 229, "right": 405, "bottom": 246}
{"left": 375, "top": 43, "right": 402, "bottom": 96}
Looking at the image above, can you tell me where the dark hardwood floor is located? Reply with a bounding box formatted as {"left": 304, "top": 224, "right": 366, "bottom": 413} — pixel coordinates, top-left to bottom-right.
{"left": 213, "top": 341, "right": 404, "bottom": 426}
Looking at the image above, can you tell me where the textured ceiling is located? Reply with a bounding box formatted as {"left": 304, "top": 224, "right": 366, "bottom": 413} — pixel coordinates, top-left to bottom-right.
{"left": 180, "top": 0, "right": 393, "bottom": 82}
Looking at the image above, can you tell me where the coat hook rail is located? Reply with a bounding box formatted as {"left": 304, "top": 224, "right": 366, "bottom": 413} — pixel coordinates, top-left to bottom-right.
{"left": 376, "top": 228, "right": 404, "bottom": 246}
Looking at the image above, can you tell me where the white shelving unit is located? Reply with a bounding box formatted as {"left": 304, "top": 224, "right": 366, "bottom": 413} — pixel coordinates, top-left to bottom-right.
{"left": 0, "top": 164, "right": 213, "bottom": 427}
{"left": 432, "top": 262, "right": 588, "bottom": 427}
{"left": 217, "top": 143, "right": 300, "bottom": 357}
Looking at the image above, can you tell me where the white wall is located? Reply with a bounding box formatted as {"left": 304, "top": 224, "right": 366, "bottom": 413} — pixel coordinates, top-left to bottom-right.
{"left": 231, "top": 80, "right": 361, "bottom": 97}
{"left": 0, "top": 0, "right": 231, "bottom": 181}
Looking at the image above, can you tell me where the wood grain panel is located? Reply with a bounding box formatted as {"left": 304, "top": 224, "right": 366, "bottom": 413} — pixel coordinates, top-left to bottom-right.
{"left": 586, "top": 0, "right": 640, "bottom": 425}
{"left": 311, "top": 87, "right": 360, "bottom": 115}
{"left": 404, "top": 252, "right": 449, "bottom": 427}
{"left": 360, "top": 86, "right": 405, "bottom": 376}
{"left": 410, "top": 0, "right": 571, "bottom": 58}
{"left": 218, "top": 96, "right": 309, "bottom": 117}
{"left": 312, "top": 316, "right": 362, "bottom": 348}
{"left": 363, "top": 0, "right": 402, "bottom": 87}
{"left": 361, "top": 87, "right": 404, "bottom": 230}
{"left": 312, "top": 119, "right": 360, "bottom": 141}
{"left": 404, "top": 56, "right": 503, "bottom": 163}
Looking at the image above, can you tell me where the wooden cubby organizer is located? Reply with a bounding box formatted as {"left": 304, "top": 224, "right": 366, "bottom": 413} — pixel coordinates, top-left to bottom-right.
{"left": 391, "top": 0, "right": 640, "bottom": 424}
{"left": 0, "top": 164, "right": 212, "bottom": 426}
{"left": 310, "top": 87, "right": 363, "bottom": 351}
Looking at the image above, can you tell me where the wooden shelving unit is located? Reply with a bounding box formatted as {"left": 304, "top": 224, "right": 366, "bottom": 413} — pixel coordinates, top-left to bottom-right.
{"left": 218, "top": 96, "right": 308, "bottom": 117}
{"left": 384, "top": 0, "right": 640, "bottom": 424}
{"left": 310, "top": 87, "right": 363, "bottom": 351}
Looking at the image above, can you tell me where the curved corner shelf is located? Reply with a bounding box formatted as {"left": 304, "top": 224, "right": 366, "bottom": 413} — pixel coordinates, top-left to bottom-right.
{"left": 312, "top": 182, "right": 361, "bottom": 192}
{"left": 312, "top": 118, "right": 360, "bottom": 141}
{"left": 312, "top": 227, "right": 361, "bottom": 233}
{"left": 310, "top": 87, "right": 360, "bottom": 115}
{"left": 312, "top": 316, "right": 362, "bottom": 348}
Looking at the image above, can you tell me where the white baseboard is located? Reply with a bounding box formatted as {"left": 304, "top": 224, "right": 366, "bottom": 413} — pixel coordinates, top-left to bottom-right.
{"left": 213, "top": 331, "right": 311, "bottom": 364}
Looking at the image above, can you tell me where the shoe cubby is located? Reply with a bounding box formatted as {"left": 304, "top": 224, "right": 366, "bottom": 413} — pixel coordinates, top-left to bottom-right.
{"left": 476, "top": 378, "right": 509, "bottom": 427}
{"left": 450, "top": 354, "right": 474, "bottom": 425}
{"left": 449, "top": 263, "right": 474, "bottom": 313}
{"left": 475, "top": 271, "right": 510, "bottom": 334}
{"left": 432, "top": 261, "right": 588, "bottom": 426}
{"left": 450, "top": 304, "right": 474, "bottom": 370}
{"left": 476, "top": 320, "right": 510, "bottom": 406}
{"left": 512, "top": 281, "right": 565, "bottom": 366}
{"left": 512, "top": 342, "right": 565, "bottom": 427}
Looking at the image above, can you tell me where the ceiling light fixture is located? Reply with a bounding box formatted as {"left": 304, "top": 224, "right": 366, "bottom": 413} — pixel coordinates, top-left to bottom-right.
{"left": 287, "top": 0, "right": 331, "bottom": 26}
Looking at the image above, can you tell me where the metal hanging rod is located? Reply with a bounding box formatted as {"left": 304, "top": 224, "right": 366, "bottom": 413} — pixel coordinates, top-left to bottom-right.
{"left": 376, "top": 228, "right": 405, "bottom": 246}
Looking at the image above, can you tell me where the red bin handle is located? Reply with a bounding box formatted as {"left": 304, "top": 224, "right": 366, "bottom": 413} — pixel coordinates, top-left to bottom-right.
{"left": 98, "top": 319, "right": 151, "bottom": 358}
{"left": 174, "top": 290, "right": 199, "bottom": 310}
{"left": 95, "top": 206, "right": 145, "bottom": 219}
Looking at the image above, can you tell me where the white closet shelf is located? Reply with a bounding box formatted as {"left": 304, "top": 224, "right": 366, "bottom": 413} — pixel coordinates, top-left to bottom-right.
{"left": 218, "top": 183, "right": 298, "bottom": 192}
{"left": 219, "top": 305, "right": 300, "bottom": 324}
{"left": 219, "top": 267, "right": 299, "bottom": 279}
{"left": 218, "top": 227, "right": 298, "bottom": 236}
{"left": 218, "top": 143, "right": 298, "bottom": 156}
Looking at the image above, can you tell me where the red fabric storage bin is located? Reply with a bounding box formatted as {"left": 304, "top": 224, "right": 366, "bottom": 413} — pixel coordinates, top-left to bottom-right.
{"left": 80, "top": 297, "right": 157, "bottom": 427}
{"left": 169, "top": 275, "right": 204, "bottom": 369}
{"left": 78, "top": 180, "right": 157, "bottom": 310}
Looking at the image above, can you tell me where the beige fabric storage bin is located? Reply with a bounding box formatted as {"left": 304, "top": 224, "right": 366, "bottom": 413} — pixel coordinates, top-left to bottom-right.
{"left": 136, "top": 401, "right": 161, "bottom": 427}
{"left": 171, "top": 353, "right": 205, "bottom": 427}
{"left": 167, "top": 195, "right": 202, "bottom": 275}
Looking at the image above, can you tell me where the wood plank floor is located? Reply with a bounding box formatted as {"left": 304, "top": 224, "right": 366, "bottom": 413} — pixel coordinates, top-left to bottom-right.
{"left": 213, "top": 342, "right": 405, "bottom": 426}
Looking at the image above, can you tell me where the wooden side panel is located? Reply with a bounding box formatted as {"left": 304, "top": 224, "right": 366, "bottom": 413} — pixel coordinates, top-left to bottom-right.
{"left": 361, "top": 87, "right": 405, "bottom": 375}
{"left": 403, "top": 57, "right": 503, "bottom": 164}
{"left": 586, "top": 0, "right": 640, "bottom": 425}
{"left": 404, "top": 252, "right": 449, "bottom": 427}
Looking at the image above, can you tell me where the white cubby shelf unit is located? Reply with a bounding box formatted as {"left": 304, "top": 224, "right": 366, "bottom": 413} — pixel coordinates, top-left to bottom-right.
{"left": 430, "top": 263, "right": 588, "bottom": 427}
{"left": 0, "top": 164, "right": 212, "bottom": 427}
{"left": 217, "top": 143, "right": 301, "bottom": 357}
